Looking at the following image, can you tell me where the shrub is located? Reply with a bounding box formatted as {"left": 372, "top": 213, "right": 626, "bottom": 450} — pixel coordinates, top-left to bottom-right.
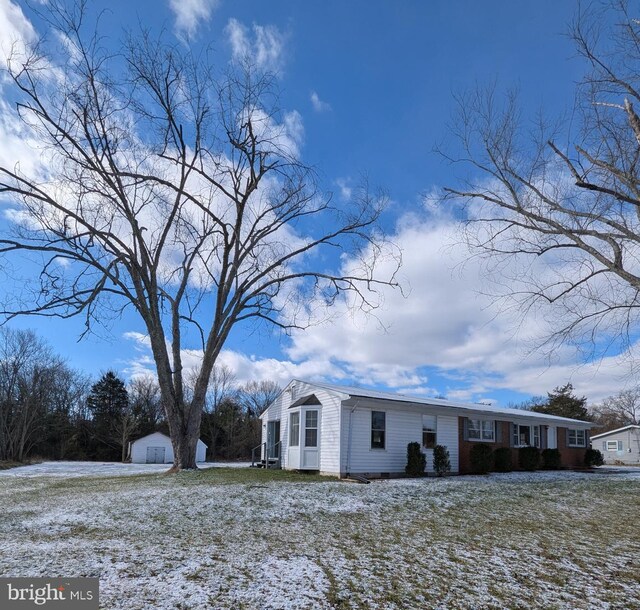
{"left": 405, "top": 442, "right": 426, "bottom": 476}
{"left": 541, "top": 448, "right": 561, "bottom": 470}
{"left": 518, "top": 446, "right": 540, "bottom": 471}
{"left": 493, "top": 447, "right": 512, "bottom": 472}
{"left": 585, "top": 448, "right": 604, "bottom": 468}
{"left": 433, "top": 445, "right": 451, "bottom": 476}
{"left": 470, "top": 443, "right": 494, "bottom": 474}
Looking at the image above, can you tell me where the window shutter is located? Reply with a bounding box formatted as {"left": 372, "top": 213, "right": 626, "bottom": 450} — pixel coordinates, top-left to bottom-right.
{"left": 603, "top": 441, "right": 607, "bottom": 451}
{"left": 618, "top": 441, "right": 623, "bottom": 451}
{"left": 540, "top": 426, "right": 547, "bottom": 450}
{"left": 510, "top": 423, "right": 516, "bottom": 447}
{"left": 565, "top": 428, "right": 570, "bottom": 447}
{"left": 463, "top": 418, "right": 469, "bottom": 441}
{"left": 585, "top": 430, "right": 590, "bottom": 446}
{"left": 495, "top": 421, "right": 502, "bottom": 443}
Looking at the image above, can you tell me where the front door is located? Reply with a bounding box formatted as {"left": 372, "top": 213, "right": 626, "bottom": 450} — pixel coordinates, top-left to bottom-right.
{"left": 267, "top": 420, "right": 280, "bottom": 461}
{"left": 301, "top": 409, "right": 320, "bottom": 469}
{"left": 146, "top": 446, "right": 165, "bottom": 464}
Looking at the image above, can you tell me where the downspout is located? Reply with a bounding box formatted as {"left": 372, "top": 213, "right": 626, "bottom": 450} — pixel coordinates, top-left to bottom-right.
{"left": 345, "top": 400, "right": 360, "bottom": 477}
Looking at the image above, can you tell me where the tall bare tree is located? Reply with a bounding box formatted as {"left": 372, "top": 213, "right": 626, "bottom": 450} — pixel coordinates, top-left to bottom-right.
{"left": 0, "top": 3, "right": 399, "bottom": 469}
{"left": 442, "top": 1, "right": 640, "bottom": 363}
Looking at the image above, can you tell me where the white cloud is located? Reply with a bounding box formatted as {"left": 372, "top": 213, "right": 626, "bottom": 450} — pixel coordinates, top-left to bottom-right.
{"left": 335, "top": 178, "right": 352, "bottom": 201}
{"left": 168, "top": 0, "right": 218, "bottom": 40}
{"left": 0, "top": 0, "right": 37, "bottom": 71}
{"left": 121, "top": 199, "right": 638, "bottom": 404}
{"left": 225, "top": 18, "right": 286, "bottom": 74}
{"left": 310, "top": 91, "right": 331, "bottom": 113}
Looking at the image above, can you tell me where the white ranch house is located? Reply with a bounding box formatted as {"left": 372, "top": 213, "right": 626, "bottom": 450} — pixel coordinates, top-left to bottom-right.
{"left": 128, "top": 432, "right": 207, "bottom": 464}
{"left": 258, "top": 380, "right": 594, "bottom": 477}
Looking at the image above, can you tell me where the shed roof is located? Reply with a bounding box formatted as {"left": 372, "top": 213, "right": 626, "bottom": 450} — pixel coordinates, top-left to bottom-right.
{"left": 290, "top": 379, "right": 593, "bottom": 427}
{"left": 131, "top": 431, "right": 208, "bottom": 447}
{"left": 591, "top": 424, "right": 640, "bottom": 440}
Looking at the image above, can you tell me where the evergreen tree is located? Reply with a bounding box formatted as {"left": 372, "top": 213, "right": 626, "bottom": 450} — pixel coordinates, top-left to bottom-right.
{"left": 531, "top": 383, "right": 590, "bottom": 421}
{"left": 87, "top": 371, "right": 131, "bottom": 460}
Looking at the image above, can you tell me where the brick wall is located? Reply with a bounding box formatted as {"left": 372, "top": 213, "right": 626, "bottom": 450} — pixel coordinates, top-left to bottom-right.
{"left": 457, "top": 418, "right": 588, "bottom": 473}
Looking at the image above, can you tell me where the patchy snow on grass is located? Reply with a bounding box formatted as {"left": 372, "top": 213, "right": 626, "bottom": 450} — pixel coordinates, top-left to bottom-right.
{"left": 1, "top": 468, "right": 639, "bottom": 609}
{"left": 0, "top": 461, "right": 251, "bottom": 478}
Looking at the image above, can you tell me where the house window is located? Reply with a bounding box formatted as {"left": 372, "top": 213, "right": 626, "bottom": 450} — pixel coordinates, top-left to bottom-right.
{"left": 371, "top": 411, "right": 386, "bottom": 449}
{"left": 468, "top": 418, "right": 494, "bottom": 442}
{"left": 568, "top": 429, "right": 586, "bottom": 447}
{"left": 606, "top": 440, "right": 622, "bottom": 452}
{"left": 289, "top": 412, "right": 300, "bottom": 447}
{"left": 422, "top": 415, "right": 437, "bottom": 449}
{"left": 304, "top": 410, "right": 318, "bottom": 447}
{"left": 512, "top": 424, "right": 541, "bottom": 447}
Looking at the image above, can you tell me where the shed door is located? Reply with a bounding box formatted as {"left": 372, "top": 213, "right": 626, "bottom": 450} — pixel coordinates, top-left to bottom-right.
{"left": 146, "top": 446, "right": 166, "bottom": 464}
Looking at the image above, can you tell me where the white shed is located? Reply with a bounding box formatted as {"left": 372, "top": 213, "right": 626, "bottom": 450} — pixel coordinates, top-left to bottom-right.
{"left": 129, "top": 432, "right": 207, "bottom": 464}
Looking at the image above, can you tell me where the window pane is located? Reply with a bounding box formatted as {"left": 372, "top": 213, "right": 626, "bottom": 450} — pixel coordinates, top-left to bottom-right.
{"left": 468, "top": 419, "right": 481, "bottom": 439}
{"left": 371, "top": 430, "right": 385, "bottom": 449}
{"left": 482, "top": 420, "right": 494, "bottom": 440}
{"left": 423, "top": 431, "right": 436, "bottom": 449}
{"left": 289, "top": 412, "right": 299, "bottom": 447}
{"left": 568, "top": 430, "right": 577, "bottom": 444}
{"left": 372, "top": 411, "right": 385, "bottom": 431}
{"left": 306, "top": 410, "right": 318, "bottom": 428}
{"left": 305, "top": 428, "right": 318, "bottom": 447}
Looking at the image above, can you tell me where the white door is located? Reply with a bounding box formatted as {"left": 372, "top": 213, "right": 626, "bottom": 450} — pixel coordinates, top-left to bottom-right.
{"left": 301, "top": 409, "right": 320, "bottom": 469}
{"left": 146, "top": 446, "right": 166, "bottom": 464}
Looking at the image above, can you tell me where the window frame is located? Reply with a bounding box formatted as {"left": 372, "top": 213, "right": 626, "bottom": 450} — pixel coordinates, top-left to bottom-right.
{"left": 567, "top": 428, "right": 586, "bottom": 448}
{"left": 422, "top": 415, "right": 437, "bottom": 449}
{"left": 467, "top": 418, "right": 495, "bottom": 442}
{"left": 289, "top": 411, "right": 300, "bottom": 447}
{"left": 606, "top": 440, "right": 621, "bottom": 452}
{"left": 304, "top": 409, "right": 318, "bottom": 448}
{"left": 371, "top": 410, "right": 386, "bottom": 450}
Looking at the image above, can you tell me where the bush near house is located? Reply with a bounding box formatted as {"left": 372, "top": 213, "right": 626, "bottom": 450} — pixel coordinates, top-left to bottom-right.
{"left": 519, "top": 446, "right": 540, "bottom": 471}
{"left": 493, "top": 447, "right": 512, "bottom": 472}
{"left": 585, "top": 448, "right": 604, "bottom": 468}
{"left": 541, "top": 448, "right": 562, "bottom": 470}
{"left": 433, "top": 445, "right": 451, "bottom": 476}
{"left": 470, "top": 443, "right": 494, "bottom": 474}
{"left": 405, "top": 442, "right": 426, "bottom": 476}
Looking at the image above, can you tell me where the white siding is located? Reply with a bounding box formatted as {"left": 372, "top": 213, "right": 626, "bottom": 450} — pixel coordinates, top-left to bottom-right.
{"left": 435, "top": 415, "right": 459, "bottom": 474}
{"left": 130, "top": 432, "right": 207, "bottom": 464}
{"left": 595, "top": 428, "right": 640, "bottom": 464}
{"left": 339, "top": 403, "right": 459, "bottom": 475}
{"left": 260, "top": 381, "right": 342, "bottom": 473}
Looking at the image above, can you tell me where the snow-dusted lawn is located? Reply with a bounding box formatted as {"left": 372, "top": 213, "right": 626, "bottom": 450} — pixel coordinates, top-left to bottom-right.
{"left": 0, "top": 461, "right": 251, "bottom": 478}
{"left": 1, "top": 468, "right": 639, "bottom": 609}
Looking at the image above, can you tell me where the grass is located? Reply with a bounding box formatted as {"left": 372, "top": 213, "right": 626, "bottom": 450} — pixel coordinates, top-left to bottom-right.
{"left": 1, "top": 468, "right": 639, "bottom": 609}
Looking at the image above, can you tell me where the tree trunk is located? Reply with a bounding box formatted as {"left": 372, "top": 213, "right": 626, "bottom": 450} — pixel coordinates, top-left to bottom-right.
{"left": 165, "top": 399, "right": 203, "bottom": 471}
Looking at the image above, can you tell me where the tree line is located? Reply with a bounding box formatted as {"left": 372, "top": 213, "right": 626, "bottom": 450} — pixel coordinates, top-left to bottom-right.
{"left": 0, "top": 327, "right": 279, "bottom": 463}
{"left": 512, "top": 382, "right": 640, "bottom": 433}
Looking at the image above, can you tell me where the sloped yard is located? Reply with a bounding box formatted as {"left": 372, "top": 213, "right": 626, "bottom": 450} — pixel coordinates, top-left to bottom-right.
{"left": 1, "top": 466, "right": 638, "bottom": 609}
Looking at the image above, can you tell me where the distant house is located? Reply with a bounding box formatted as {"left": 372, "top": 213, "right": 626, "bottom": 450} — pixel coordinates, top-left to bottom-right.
{"left": 258, "top": 380, "right": 595, "bottom": 477}
{"left": 591, "top": 425, "right": 640, "bottom": 465}
{"left": 129, "top": 432, "right": 207, "bottom": 464}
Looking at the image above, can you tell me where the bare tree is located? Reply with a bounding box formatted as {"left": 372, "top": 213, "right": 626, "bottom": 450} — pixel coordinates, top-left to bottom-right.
{"left": 202, "top": 364, "right": 237, "bottom": 459}
{"left": 0, "top": 4, "right": 399, "bottom": 469}
{"left": 593, "top": 387, "right": 640, "bottom": 431}
{"left": 238, "top": 380, "right": 281, "bottom": 417}
{"left": 0, "top": 327, "right": 68, "bottom": 461}
{"left": 442, "top": 1, "right": 640, "bottom": 362}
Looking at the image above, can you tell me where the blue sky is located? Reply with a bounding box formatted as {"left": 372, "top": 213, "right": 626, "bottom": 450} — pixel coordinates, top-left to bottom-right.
{"left": 0, "top": 0, "right": 631, "bottom": 405}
